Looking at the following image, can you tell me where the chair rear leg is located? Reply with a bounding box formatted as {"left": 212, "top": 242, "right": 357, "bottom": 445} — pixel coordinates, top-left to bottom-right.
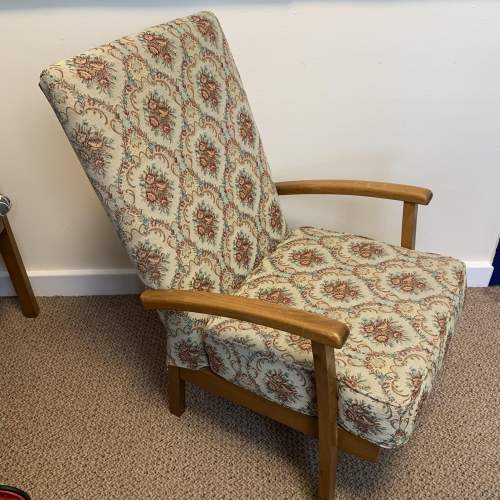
{"left": 167, "top": 365, "right": 185, "bottom": 417}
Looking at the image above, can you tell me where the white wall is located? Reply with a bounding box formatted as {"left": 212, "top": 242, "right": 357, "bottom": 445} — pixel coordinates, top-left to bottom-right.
{"left": 1, "top": 1, "right": 499, "bottom": 292}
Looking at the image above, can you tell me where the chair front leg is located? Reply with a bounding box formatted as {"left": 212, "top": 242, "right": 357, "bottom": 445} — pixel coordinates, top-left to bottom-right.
{"left": 167, "top": 365, "right": 186, "bottom": 417}
{"left": 312, "top": 341, "right": 338, "bottom": 500}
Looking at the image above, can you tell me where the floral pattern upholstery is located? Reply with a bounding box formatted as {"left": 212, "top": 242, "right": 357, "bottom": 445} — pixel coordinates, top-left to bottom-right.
{"left": 40, "top": 12, "right": 466, "bottom": 450}
{"left": 204, "top": 227, "right": 466, "bottom": 448}
{"left": 40, "top": 12, "right": 287, "bottom": 370}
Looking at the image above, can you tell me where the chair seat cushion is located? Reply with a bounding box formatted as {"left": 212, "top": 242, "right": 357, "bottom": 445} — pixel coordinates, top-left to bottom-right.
{"left": 203, "top": 227, "right": 466, "bottom": 448}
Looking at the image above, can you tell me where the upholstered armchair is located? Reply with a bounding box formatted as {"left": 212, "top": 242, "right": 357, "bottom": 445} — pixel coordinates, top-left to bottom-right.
{"left": 40, "top": 12, "right": 466, "bottom": 499}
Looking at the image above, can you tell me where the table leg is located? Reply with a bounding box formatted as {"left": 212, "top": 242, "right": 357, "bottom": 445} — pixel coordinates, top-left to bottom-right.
{"left": 0, "top": 216, "right": 39, "bottom": 317}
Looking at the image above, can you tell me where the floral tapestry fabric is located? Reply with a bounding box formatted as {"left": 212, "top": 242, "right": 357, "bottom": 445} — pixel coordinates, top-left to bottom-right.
{"left": 40, "top": 12, "right": 287, "bottom": 369}
{"left": 204, "top": 227, "right": 466, "bottom": 448}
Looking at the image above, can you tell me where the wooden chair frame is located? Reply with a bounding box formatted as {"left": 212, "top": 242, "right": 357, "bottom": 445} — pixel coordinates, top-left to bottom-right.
{"left": 0, "top": 216, "right": 39, "bottom": 318}
{"left": 140, "top": 179, "right": 432, "bottom": 499}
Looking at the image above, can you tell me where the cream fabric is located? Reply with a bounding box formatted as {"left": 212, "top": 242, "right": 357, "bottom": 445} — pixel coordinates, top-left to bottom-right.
{"left": 204, "top": 227, "right": 466, "bottom": 448}
{"left": 40, "top": 12, "right": 287, "bottom": 369}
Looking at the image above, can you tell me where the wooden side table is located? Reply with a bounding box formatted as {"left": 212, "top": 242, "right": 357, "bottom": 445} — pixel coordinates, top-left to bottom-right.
{"left": 0, "top": 203, "right": 39, "bottom": 317}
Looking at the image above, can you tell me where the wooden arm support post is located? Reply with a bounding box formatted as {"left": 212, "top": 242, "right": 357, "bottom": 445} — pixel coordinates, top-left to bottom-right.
{"left": 141, "top": 289, "right": 349, "bottom": 499}
{"left": 401, "top": 201, "right": 418, "bottom": 250}
{"left": 0, "top": 216, "right": 39, "bottom": 317}
{"left": 275, "top": 179, "right": 433, "bottom": 250}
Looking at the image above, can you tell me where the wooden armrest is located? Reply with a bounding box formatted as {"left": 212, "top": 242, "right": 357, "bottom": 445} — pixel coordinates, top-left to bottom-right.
{"left": 141, "top": 289, "right": 349, "bottom": 349}
{"left": 275, "top": 180, "right": 433, "bottom": 205}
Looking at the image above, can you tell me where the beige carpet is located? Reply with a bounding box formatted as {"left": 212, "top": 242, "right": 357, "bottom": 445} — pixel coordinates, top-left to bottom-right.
{"left": 0, "top": 288, "right": 498, "bottom": 499}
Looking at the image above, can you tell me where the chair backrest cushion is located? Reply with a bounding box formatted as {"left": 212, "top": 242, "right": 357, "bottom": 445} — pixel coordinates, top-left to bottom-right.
{"left": 40, "top": 11, "right": 287, "bottom": 369}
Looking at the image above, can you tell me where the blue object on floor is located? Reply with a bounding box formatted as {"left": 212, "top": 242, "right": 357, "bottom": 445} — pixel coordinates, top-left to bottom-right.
{"left": 489, "top": 235, "right": 500, "bottom": 286}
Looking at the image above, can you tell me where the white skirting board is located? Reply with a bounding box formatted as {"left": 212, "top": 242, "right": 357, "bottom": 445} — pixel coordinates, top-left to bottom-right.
{"left": 0, "top": 269, "right": 144, "bottom": 297}
{"left": 0, "top": 262, "right": 494, "bottom": 296}
{"left": 465, "top": 261, "right": 494, "bottom": 287}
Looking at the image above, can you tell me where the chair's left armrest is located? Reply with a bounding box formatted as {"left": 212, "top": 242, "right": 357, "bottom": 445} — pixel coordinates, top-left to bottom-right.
{"left": 275, "top": 179, "right": 433, "bottom": 249}
{"left": 142, "top": 289, "right": 349, "bottom": 470}
{"left": 141, "top": 289, "right": 349, "bottom": 349}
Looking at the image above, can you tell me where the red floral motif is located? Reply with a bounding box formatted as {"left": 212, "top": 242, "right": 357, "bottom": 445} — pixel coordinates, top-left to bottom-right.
{"left": 141, "top": 32, "right": 175, "bottom": 65}
{"left": 71, "top": 55, "right": 114, "bottom": 91}
{"left": 269, "top": 202, "right": 283, "bottom": 233}
{"left": 194, "top": 205, "right": 217, "bottom": 242}
{"left": 192, "top": 15, "right": 217, "bottom": 44}
{"left": 265, "top": 370, "right": 299, "bottom": 404}
{"left": 132, "top": 242, "right": 167, "bottom": 287}
{"left": 435, "top": 314, "right": 448, "bottom": 337}
{"left": 390, "top": 273, "right": 427, "bottom": 294}
{"left": 455, "top": 268, "right": 465, "bottom": 288}
{"left": 339, "top": 374, "right": 367, "bottom": 392}
{"left": 287, "top": 334, "right": 311, "bottom": 352}
{"left": 362, "top": 318, "right": 404, "bottom": 344}
{"left": 141, "top": 167, "right": 172, "bottom": 212}
{"left": 258, "top": 287, "right": 293, "bottom": 305}
{"left": 322, "top": 280, "right": 360, "bottom": 301}
{"left": 238, "top": 111, "right": 255, "bottom": 146}
{"left": 146, "top": 94, "right": 174, "bottom": 138}
{"left": 232, "top": 274, "right": 246, "bottom": 291}
{"left": 175, "top": 339, "right": 202, "bottom": 369}
{"left": 234, "top": 234, "right": 252, "bottom": 269}
{"left": 205, "top": 344, "right": 226, "bottom": 374}
{"left": 237, "top": 173, "right": 255, "bottom": 207}
{"left": 197, "top": 138, "right": 219, "bottom": 176}
{"left": 191, "top": 271, "right": 214, "bottom": 292}
{"left": 409, "top": 371, "right": 424, "bottom": 400}
{"left": 291, "top": 249, "right": 324, "bottom": 267}
{"left": 344, "top": 399, "right": 382, "bottom": 436}
{"left": 350, "top": 242, "right": 384, "bottom": 259}
{"left": 71, "top": 123, "right": 112, "bottom": 175}
{"left": 198, "top": 70, "right": 220, "bottom": 109}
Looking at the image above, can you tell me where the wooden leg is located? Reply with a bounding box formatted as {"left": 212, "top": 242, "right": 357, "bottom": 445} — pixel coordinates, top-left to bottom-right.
{"left": 0, "top": 216, "right": 39, "bottom": 318}
{"left": 312, "top": 341, "right": 338, "bottom": 500}
{"left": 168, "top": 365, "right": 185, "bottom": 417}
{"left": 179, "top": 366, "right": 380, "bottom": 463}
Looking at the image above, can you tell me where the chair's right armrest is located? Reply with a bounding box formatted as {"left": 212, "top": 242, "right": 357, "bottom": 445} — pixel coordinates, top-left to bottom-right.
{"left": 275, "top": 179, "right": 433, "bottom": 205}
{"left": 141, "top": 289, "right": 349, "bottom": 349}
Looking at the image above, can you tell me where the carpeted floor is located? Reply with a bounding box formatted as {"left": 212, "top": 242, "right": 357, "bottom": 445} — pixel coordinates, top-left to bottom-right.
{"left": 0, "top": 288, "right": 498, "bottom": 499}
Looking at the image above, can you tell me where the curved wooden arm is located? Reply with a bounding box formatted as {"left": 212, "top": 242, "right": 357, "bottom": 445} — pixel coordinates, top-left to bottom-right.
{"left": 141, "top": 289, "right": 349, "bottom": 349}
{"left": 275, "top": 180, "right": 432, "bottom": 205}
{"left": 276, "top": 179, "right": 431, "bottom": 250}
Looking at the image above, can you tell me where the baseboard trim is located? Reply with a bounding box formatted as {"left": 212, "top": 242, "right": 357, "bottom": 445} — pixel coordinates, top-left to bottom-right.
{"left": 0, "top": 269, "right": 144, "bottom": 296}
{"left": 0, "top": 261, "right": 494, "bottom": 296}
{"left": 465, "top": 261, "right": 494, "bottom": 287}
